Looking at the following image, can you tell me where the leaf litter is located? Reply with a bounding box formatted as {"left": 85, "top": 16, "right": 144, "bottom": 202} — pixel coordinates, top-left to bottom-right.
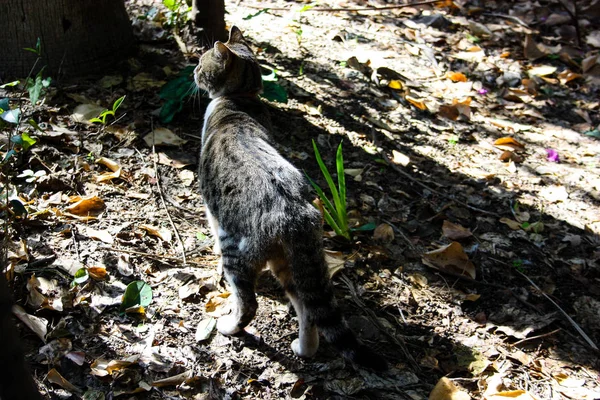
{"left": 2, "top": 0, "right": 600, "bottom": 399}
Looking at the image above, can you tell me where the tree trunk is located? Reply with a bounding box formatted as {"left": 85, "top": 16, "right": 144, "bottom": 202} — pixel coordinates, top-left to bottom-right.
{"left": 0, "top": 273, "right": 42, "bottom": 400}
{"left": 0, "top": 0, "right": 135, "bottom": 79}
{"left": 190, "top": 0, "right": 227, "bottom": 45}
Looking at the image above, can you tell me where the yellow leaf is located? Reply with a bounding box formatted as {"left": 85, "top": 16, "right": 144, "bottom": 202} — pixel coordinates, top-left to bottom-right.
{"left": 388, "top": 80, "right": 403, "bottom": 89}
{"left": 493, "top": 137, "right": 525, "bottom": 151}
{"left": 65, "top": 195, "right": 105, "bottom": 216}
{"left": 429, "top": 377, "right": 470, "bottom": 400}
{"left": 405, "top": 95, "right": 428, "bottom": 111}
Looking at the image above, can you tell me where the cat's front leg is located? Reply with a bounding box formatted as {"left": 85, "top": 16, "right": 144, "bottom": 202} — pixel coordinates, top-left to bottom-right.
{"left": 288, "top": 292, "right": 319, "bottom": 358}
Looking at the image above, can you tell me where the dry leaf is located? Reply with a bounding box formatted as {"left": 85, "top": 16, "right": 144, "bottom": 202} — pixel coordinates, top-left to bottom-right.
{"left": 95, "top": 157, "right": 122, "bottom": 182}
{"left": 485, "top": 390, "right": 538, "bottom": 400}
{"left": 439, "top": 104, "right": 460, "bottom": 120}
{"left": 422, "top": 242, "right": 476, "bottom": 279}
{"left": 499, "top": 151, "right": 523, "bottom": 163}
{"left": 47, "top": 368, "right": 82, "bottom": 394}
{"left": 205, "top": 292, "right": 231, "bottom": 314}
{"left": 447, "top": 71, "right": 468, "bottom": 82}
{"left": 65, "top": 195, "right": 105, "bottom": 216}
{"left": 195, "top": 317, "right": 216, "bottom": 342}
{"left": 139, "top": 224, "right": 172, "bottom": 242}
{"left": 494, "top": 137, "right": 525, "bottom": 151}
{"left": 429, "top": 377, "right": 470, "bottom": 400}
{"left": 179, "top": 169, "right": 194, "bottom": 187}
{"left": 442, "top": 220, "right": 472, "bottom": 240}
{"left": 71, "top": 103, "right": 106, "bottom": 123}
{"left": 88, "top": 266, "right": 108, "bottom": 280}
{"left": 391, "top": 150, "right": 410, "bottom": 166}
{"left": 86, "top": 227, "right": 114, "bottom": 244}
{"left": 527, "top": 66, "right": 557, "bottom": 77}
{"left": 13, "top": 305, "right": 47, "bottom": 342}
{"left": 152, "top": 370, "right": 193, "bottom": 387}
{"left": 143, "top": 127, "right": 187, "bottom": 147}
{"left": 373, "top": 223, "right": 395, "bottom": 243}
{"left": 524, "top": 35, "right": 549, "bottom": 60}
{"left": 405, "top": 95, "right": 428, "bottom": 111}
{"left": 325, "top": 250, "right": 345, "bottom": 277}
{"left": 499, "top": 218, "right": 521, "bottom": 230}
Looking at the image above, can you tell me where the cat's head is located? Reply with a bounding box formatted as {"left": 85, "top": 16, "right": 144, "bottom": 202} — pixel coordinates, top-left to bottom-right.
{"left": 194, "top": 26, "right": 262, "bottom": 99}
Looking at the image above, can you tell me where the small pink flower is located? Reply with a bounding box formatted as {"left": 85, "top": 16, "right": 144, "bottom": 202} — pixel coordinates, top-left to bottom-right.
{"left": 478, "top": 88, "right": 489, "bottom": 95}
{"left": 546, "top": 149, "right": 559, "bottom": 162}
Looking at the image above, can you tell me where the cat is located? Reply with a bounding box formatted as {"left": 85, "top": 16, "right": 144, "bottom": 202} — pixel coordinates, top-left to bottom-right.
{"left": 195, "top": 26, "right": 387, "bottom": 371}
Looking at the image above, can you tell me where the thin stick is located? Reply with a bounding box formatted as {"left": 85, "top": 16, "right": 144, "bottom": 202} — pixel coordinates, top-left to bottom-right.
{"left": 151, "top": 122, "right": 187, "bottom": 265}
{"left": 512, "top": 328, "right": 561, "bottom": 347}
{"left": 246, "top": 0, "right": 449, "bottom": 12}
{"left": 515, "top": 269, "right": 598, "bottom": 350}
{"left": 101, "top": 246, "right": 204, "bottom": 266}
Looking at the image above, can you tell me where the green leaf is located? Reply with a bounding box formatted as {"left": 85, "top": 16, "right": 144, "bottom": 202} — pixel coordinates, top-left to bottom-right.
{"left": 158, "top": 67, "right": 196, "bottom": 122}
{"left": 21, "top": 132, "right": 37, "bottom": 151}
{"left": 298, "top": 4, "right": 315, "bottom": 12}
{"left": 306, "top": 174, "right": 338, "bottom": 221}
{"left": 74, "top": 268, "right": 89, "bottom": 285}
{"left": 351, "top": 222, "right": 377, "bottom": 232}
{"left": 261, "top": 80, "right": 288, "bottom": 103}
{"left": 112, "top": 95, "right": 126, "bottom": 113}
{"left": 335, "top": 141, "right": 347, "bottom": 232}
{"left": 243, "top": 8, "right": 270, "bottom": 20}
{"left": 0, "top": 98, "right": 9, "bottom": 112}
{"left": 0, "top": 99, "right": 20, "bottom": 124}
{"left": 120, "top": 281, "right": 153, "bottom": 312}
{"left": 0, "top": 81, "right": 20, "bottom": 88}
{"left": 163, "top": 0, "right": 178, "bottom": 11}
{"left": 27, "top": 70, "right": 45, "bottom": 105}
{"left": 196, "top": 232, "right": 208, "bottom": 241}
{"left": 584, "top": 129, "right": 600, "bottom": 139}
{"left": 28, "top": 119, "right": 43, "bottom": 132}
{"left": 89, "top": 117, "right": 103, "bottom": 124}
{"left": 9, "top": 199, "right": 27, "bottom": 216}
{"left": 312, "top": 140, "right": 343, "bottom": 223}
{"left": 261, "top": 69, "right": 278, "bottom": 82}
{"left": 2, "top": 150, "right": 16, "bottom": 162}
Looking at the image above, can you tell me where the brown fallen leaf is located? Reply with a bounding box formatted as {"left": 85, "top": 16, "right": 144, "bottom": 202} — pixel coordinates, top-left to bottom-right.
{"left": 499, "top": 151, "right": 523, "bottom": 163}
{"left": 95, "top": 156, "right": 122, "bottom": 182}
{"left": 422, "top": 242, "right": 476, "bottom": 279}
{"left": 143, "top": 127, "right": 187, "bottom": 147}
{"left": 12, "top": 305, "right": 47, "bottom": 342}
{"left": 205, "top": 291, "right": 230, "bottom": 314}
{"left": 139, "top": 224, "right": 172, "bottom": 242}
{"left": 524, "top": 35, "right": 549, "bottom": 60}
{"left": 405, "top": 95, "right": 428, "bottom": 111}
{"left": 429, "top": 377, "right": 470, "bottom": 400}
{"left": 499, "top": 218, "right": 521, "bottom": 230}
{"left": 494, "top": 137, "right": 525, "bottom": 151}
{"left": 373, "top": 223, "right": 395, "bottom": 243}
{"left": 325, "top": 250, "right": 345, "bottom": 277}
{"left": 485, "top": 390, "right": 538, "bottom": 400}
{"left": 85, "top": 227, "right": 114, "bottom": 244}
{"left": 87, "top": 266, "right": 108, "bottom": 280}
{"left": 152, "top": 370, "right": 193, "bottom": 387}
{"left": 65, "top": 195, "right": 105, "bottom": 216}
{"left": 47, "top": 368, "right": 82, "bottom": 394}
{"left": 442, "top": 220, "right": 472, "bottom": 240}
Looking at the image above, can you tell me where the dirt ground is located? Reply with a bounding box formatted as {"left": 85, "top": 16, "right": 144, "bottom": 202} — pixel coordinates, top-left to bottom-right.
{"left": 2, "top": 0, "right": 600, "bottom": 399}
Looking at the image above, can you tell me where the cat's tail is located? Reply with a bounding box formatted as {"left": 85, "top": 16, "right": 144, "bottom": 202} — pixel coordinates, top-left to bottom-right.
{"left": 287, "top": 226, "right": 388, "bottom": 371}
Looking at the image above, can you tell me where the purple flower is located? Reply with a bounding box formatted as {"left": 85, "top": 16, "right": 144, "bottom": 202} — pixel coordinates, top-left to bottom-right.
{"left": 546, "top": 148, "right": 559, "bottom": 162}
{"left": 478, "top": 88, "right": 489, "bottom": 95}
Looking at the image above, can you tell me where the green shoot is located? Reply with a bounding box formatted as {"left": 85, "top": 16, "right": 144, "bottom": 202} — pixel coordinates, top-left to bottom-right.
{"left": 90, "top": 95, "right": 126, "bottom": 125}
{"left": 307, "top": 140, "right": 350, "bottom": 240}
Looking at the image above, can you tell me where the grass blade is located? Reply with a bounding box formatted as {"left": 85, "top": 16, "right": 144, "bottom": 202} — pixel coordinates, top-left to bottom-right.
{"left": 335, "top": 141, "right": 347, "bottom": 231}
{"left": 312, "top": 140, "right": 342, "bottom": 216}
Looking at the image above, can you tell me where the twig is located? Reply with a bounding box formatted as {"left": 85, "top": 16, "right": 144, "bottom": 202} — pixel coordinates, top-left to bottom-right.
{"left": 246, "top": 0, "right": 449, "bottom": 12}
{"left": 71, "top": 224, "right": 81, "bottom": 263}
{"left": 101, "top": 246, "right": 204, "bottom": 266}
{"left": 515, "top": 269, "right": 598, "bottom": 350}
{"left": 483, "top": 13, "right": 530, "bottom": 28}
{"left": 150, "top": 122, "right": 187, "bottom": 265}
{"left": 512, "top": 328, "right": 561, "bottom": 347}
{"left": 338, "top": 273, "right": 420, "bottom": 371}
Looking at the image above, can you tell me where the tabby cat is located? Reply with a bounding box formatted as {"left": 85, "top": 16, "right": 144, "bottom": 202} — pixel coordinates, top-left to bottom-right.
{"left": 195, "top": 26, "right": 387, "bottom": 371}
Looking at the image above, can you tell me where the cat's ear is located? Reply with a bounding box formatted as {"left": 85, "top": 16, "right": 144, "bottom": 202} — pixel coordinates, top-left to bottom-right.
{"left": 228, "top": 26, "right": 244, "bottom": 44}
{"left": 213, "top": 41, "right": 230, "bottom": 60}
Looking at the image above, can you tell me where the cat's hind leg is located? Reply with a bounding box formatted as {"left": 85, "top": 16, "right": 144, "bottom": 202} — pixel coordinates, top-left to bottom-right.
{"left": 269, "top": 258, "right": 319, "bottom": 358}
{"left": 216, "top": 233, "right": 258, "bottom": 336}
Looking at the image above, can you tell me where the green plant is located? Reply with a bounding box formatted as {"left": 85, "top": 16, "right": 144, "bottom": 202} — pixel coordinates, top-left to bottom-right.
{"left": 163, "top": 0, "right": 191, "bottom": 30}
{"left": 307, "top": 140, "right": 350, "bottom": 240}
{"left": 90, "top": 95, "right": 126, "bottom": 124}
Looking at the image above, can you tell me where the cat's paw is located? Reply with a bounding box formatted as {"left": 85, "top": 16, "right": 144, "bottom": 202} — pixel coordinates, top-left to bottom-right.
{"left": 217, "top": 315, "right": 241, "bottom": 336}
{"left": 291, "top": 338, "right": 318, "bottom": 358}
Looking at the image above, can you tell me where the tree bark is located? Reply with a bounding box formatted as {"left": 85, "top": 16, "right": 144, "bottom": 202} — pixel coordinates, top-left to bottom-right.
{"left": 0, "top": 273, "right": 42, "bottom": 400}
{"left": 0, "top": 0, "right": 135, "bottom": 79}
{"left": 190, "top": 0, "right": 227, "bottom": 45}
